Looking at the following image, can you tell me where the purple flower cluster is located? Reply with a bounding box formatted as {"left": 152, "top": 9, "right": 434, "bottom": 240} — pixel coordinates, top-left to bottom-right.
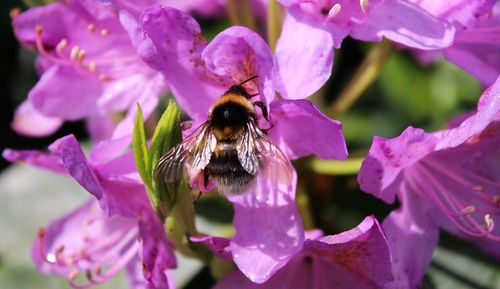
{"left": 4, "top": 0, "right": 500, "bottom": 289}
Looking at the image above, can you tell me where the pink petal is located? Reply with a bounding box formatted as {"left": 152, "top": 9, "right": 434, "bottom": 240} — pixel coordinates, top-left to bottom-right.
{"left": 351, "top": 0, "right": 455, "bottom": 50}
{"left": 269, "top": 99, "right": 348, "bottom": 160}
{"left": 190, "top": 235, "right": 232, "bottom": 260}
{"left": 274, "top": 7, "right": 337, "bottom": 100}
{"left": 11, "top": 100, "right": 63, "bottom": 137}
{"left": 138, "top": 212, "right": 177, "bottom": 289}
{"left": 304, "top": 216, "right": 393, "bottom": 289}
{"left": 29, "top": 65, "right": 102, "bottom": 120}
{"left": 410, "top": 0, "right": 495, "bottom": 28}
{"left": 33, "top": 199, "right": 138, "bottom": 276}
{"left": 202, "top": 26, "right": 275, "bottom": 105}
{"left": 130, "top": 5, "right": 224, "bottom": 119}
{"left": 358, "top": 127, "right": 437, "bottom": 203}
{"left": 2, "top": 148, "right": 66, "bottom": 174}
{"left": 382, "top": 190, "right": 439, "bottom": 289}
{"left": 227, "top": 172, "right": 304, "bottom": 284}
{"left": 12, "top": 2, "right": 71, "bottom": 47}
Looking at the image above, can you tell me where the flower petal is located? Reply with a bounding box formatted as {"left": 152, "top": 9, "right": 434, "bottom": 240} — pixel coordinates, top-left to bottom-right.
{"left": 29, "top": 65, "right": 102, "bottom": 120}
{"left": 268, "top": 99, "right": 347, "bottom": 160}
{"left": 139, "top": 212, "right": 177, "bottom": 289}
{"left": 410, "top": 0, "right": 495, "bottom": 29}
{"left": 11, "top": 100, "right": 63, "bottom": 137}
{"left": 358, "top": 127, "right": 436, "bottom": 203}
{"left": 382, "top": 189, "right": 439, "bottom": 289}
{"left": 33, "top": 199, "right": 139, "bottom": 276}
{"left": 202, "top": 26, "right": 274, "bottom": 105}
{"left": 227, "top": 172, "right": 304, "bottom": 284}
{"left": 304, "top": 216, "right": 393, "bottom": 289}
{"left": 351, "top": 0, "right": 455, "bottom": 50}
{"left": 190, "top": 235, "right": 232, "bottom": 260}
{"left": 2, "top": 148, "right": 66, "bottom": 174}
{"left": 130, "top": 5, "right": 224, "bottom": 119}
{"left": 274, "top": 7, "right": 337, "bottom": 100}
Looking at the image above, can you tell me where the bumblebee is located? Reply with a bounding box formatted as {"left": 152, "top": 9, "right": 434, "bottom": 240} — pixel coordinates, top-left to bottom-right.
{"left": 155, "top": 76, "right": 293, "bottom": 195}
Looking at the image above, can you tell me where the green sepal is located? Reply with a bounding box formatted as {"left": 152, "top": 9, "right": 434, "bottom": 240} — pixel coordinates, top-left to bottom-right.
{"left": 132, "top": 103, "right": 153, "bottom": 193}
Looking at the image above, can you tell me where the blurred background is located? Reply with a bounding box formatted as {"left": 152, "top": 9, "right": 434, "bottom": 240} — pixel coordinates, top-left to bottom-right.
{"left": 1, "top": 1, "right": 499, "bottom": 289}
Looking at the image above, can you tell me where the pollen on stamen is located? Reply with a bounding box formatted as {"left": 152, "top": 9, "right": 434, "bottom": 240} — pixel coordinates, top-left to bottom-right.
{"left": 77, "top": 49, "right": 86, "bottom": 63}
{"left": 493, "top": 195, "right": 500, "bottom": 206}
{"left": 35, "top": 24, "right": 43, "bottom": 34}
{"left": 99, "top": 74, "right": 111, "bottom": 81}
{"left": 100, "top": 29, "right": 109, "bottom": 36}
{"left": 87, "top": 24, "right": 96, "bottom": 32}
{"left": 484, "top": 214, "right": 494, "bottom": 232}
{"left": 70, "top": 46, "right": 81, "bottom": 60}
{"left": 69, "top": 270, "right": 79, "bottom": 281}
{"left": 88, "top": 62, "right": 97, "bottom": 73}
{"left": 46, "top": 253, "right": 57, "bottom": 263}
{"left": 328, "top": 4, "right": 342, "bottom": 18}
{"left": 472, "top": 185, "right": 484, "bottom": 192}
{"left": 9, "top": 7, "right": 21, "bottom": 19}
{"left": 56, "top": 39, "right": 68, "bottom": 52}
{"left": 460, "top": 205, "right": 476, "bottom": 216}
{"left": 360, "top": 0, "right": 369, "bottom": 13}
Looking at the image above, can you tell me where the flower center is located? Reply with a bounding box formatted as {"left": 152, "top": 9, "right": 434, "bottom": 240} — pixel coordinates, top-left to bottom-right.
{"left": 37, "top": 218, "right": 139, "bottom": 289}
{"left": 33, "top": 24, "right": 139, "bottom": 82}
{"left": 408, "top": 159, "right": 500, "bottom": 241}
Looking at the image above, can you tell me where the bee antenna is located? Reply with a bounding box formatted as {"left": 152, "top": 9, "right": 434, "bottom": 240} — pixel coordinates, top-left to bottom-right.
{"left": 238, "top": 75, "right": 259, "bottom": 86}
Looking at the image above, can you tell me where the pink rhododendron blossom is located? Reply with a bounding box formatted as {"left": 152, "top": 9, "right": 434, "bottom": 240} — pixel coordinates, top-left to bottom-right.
{"left": 3, "top": 136, "right": 176, "bottom": 289}
{"left": 11, "top": 0, "right": 167, "bottom": 141}
{"left": 123, "top": 5, "right": 348, "bottom": 283}
{"left": 275, "top": 0, "right": 456, "bottom": 99}
{"left": 411, "top": 0, "right": 499, "bottom": 86}
{"left": 105, "top": 0, "right": 225, "bottom": 19}
{"left": 194, "top": 216, "right": 393, "bottom": 289}
{"left": 358, "top": 76, "right": 500, "bottom": 289}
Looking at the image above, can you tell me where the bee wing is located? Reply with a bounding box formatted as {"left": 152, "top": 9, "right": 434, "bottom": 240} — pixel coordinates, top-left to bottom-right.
{"left": 237, "top": 121, "right": 294, "bottom": 185}
{"left": 155, "top": 121, "right": 216, "bottom": 183}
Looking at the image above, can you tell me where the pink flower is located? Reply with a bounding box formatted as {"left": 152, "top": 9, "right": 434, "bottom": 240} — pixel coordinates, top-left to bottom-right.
{"left": 194, "top": 216, "right": 394, "bottom": 289}
{"left": 11, "top": 0, "right": 167, "bottom": 141}
{"left": 123, "top": 5, "right": 348, "bottom": 283}
{"left": 3, "top": 135, "right": 176, "bottom": 289}
{"left": 275, "top": 0, "right": 456, "bottom": 99}
{"left": 106, "top": 0, "right": 226, "bottom": 19}
{"left": 411, "top": 0, "right": 499, "bottom": 86}
{"left": 358, "top": 76, "right": 500, "bottom": 288}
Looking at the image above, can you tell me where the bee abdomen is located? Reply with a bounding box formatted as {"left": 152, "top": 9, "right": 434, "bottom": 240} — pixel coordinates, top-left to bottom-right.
{"left": 207, "top": 149, "right": 255, "bottom": 195}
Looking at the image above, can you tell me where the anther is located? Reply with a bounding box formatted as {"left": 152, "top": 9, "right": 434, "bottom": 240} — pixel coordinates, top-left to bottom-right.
{"left": 460, "top": 205, "right": 476, "bottom": 216}
{"left": 484, "top": 214, "right": 494, "bottom": 232}
{"left": 9, "top": 7, "right": 21, "bottom": 19}
{"left": 56, "top": 39, "right": 68, "bottom": 52}
{"left": 35, "top": 24, "right": 43, "bottom": 34}
{"left": 88, "top": 62, "right": 97, "bottom": 73}
{"left": 69, "top": 270, "right": 79, "bottom": 281}
{"left": 77, "top": 49, "right": 86, "bottom": 63}
{"left": 328, "top": 4, "right": 342, "bottom": 18}
{"left": 87, "top": 24, "right": 96, "bottom": 32}
{"left": 99, "top": 74, "right": 111, "bottom": 81}
{"left": 360, "top": 0, "right": 369, "bottom": 13}
{"left": 100, "top": 29, "right": 109, "bottom": 36}
{"left": 493, "top": 195, "right": 500, "bottom": 205}
{"left": 37, "top": 227, "right": 46, "bottom": 238}
{"left": 472, "top": 185, "right": 484, "bottom": 192}
{"left": 70, "top": 46, "right": 80, "bottom": 60}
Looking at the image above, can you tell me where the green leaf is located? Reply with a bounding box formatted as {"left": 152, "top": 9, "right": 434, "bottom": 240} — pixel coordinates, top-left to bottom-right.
{"left": 132, "top": 104, "right": 153, "bottom": 194}
{"left": 149, "top": 99, "right": 182, "bottom": 174}
{"left": 149, "top": 100, "right": 182, "bottom": 215}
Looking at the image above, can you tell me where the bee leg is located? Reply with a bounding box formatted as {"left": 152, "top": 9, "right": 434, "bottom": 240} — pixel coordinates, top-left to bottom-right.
{"left": 194, "top": 190, "right": 202, "bottom": 203}
{"left": 252, "top": 101, "right": 274, "bottom": 134}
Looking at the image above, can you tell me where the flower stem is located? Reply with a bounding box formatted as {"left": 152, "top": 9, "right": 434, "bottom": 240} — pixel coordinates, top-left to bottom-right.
{"left": 330, "top": 40, "right": 393, "bottom": 116}
{"left": 226, "top": 0, "right": 242, "bottom": 26}
{"left": 267, "top": 0, "right": 282, "bottom": 51}
{"left": 310, "top": 157, "right": 364, "bottom": 175}
{"left": 226, "top": 0, "right": 257, "bottom": 31}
